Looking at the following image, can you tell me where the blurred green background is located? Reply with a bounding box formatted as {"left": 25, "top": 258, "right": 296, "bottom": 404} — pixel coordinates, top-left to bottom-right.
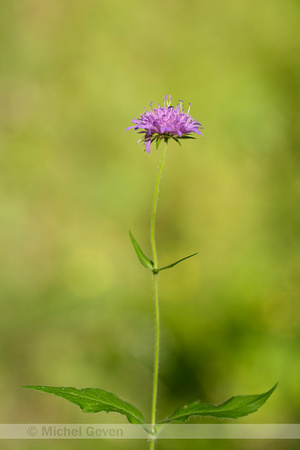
{"left": 1, "top": 0, "right": 300, "bottom": 449}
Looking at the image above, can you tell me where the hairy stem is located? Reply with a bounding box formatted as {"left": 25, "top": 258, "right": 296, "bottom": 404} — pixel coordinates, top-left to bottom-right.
{"left": 151, "top": 142, "right": 167, "bottom": 269}
{"left": 150, "top": 142, "right": 168, "bottom": 447}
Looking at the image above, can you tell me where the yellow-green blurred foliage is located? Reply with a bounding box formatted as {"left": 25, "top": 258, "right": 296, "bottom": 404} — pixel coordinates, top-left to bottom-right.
{"left": 1, "top": 0, "right": 300, "bottom": 449}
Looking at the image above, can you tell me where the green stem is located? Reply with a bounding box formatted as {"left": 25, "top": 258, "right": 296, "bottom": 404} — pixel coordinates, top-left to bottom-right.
{"left": 151, "top": 142, "right": 167, "bottom": 270}
{"left": 150, "top": 142, "right": 168, "bottom": 447}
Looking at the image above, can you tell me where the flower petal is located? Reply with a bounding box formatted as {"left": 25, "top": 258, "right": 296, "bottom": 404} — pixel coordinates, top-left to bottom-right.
{"left": 145, "top": 140, "right": 151, "bottom": 153}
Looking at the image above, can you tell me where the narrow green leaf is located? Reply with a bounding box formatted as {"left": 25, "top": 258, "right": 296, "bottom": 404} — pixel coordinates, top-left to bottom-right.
{"left": 22, "top": 385, "right": 145, "bottom": 425}
{"left": 156, "top": 139, "right": 162, "bottom": 150}
{"left": 157, "top": 252, "right": 197, "bottom": 272}
{"left": 161, "top": 384, "right": 277, "bottom": 423}
{"left": 180, "top": 135, "right": 196, "bottom": 140}
{"left": 173, "top": 138, "right": 182, "bottom": 147}
{"left": 129, "top": 231, "right": 154, "bottom": 270}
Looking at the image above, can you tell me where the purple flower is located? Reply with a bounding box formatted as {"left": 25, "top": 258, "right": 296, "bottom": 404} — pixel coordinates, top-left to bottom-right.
{"left": 127, "top": 95, "right": 203, "bottom": 153}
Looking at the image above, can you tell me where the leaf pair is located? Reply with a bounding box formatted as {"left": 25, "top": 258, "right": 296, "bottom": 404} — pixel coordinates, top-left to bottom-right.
{"left": 22, "top": 384, "right": 277, "bottom": 434}
{"left": 129, "top": 231, "right": 197, "bottom": 274}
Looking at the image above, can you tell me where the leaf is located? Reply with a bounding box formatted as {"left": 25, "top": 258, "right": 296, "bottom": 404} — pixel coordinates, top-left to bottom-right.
{"left": 161, "top": 384, "right": 277, "bottom": 423}
{"left": 129, "top": 231, "right": 154, "bottom": 270}
{"left": 22, "top": 385, "right": 145, "bottom": 425}
{"left": 157, "top": 252, "right": 197, "bottom": 273}
{"left": 179, "top": 135, "right": 196, "bottom": 140}
{"left": 156, "top": 139, "right": 162, "bottom": 150}
{"left": 173, "top": 138, "right": 182, "bottom": 147}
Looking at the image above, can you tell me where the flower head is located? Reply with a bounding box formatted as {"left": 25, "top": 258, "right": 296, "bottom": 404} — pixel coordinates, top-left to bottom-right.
{"left": 127, "top": 95, "right": 203, "bottom": 153}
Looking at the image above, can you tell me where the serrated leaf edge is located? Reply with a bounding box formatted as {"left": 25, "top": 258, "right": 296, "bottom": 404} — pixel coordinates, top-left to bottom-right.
{"left": 22, "top": 385, "right": 146, "bottom": 425}
{"left": 160, "top": 383, "right": 278, "bottom": 423}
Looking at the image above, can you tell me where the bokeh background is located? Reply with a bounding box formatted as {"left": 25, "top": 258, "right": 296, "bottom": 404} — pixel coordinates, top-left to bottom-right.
{"left": 1, "top": 0, "right": 300, "bottom": 449}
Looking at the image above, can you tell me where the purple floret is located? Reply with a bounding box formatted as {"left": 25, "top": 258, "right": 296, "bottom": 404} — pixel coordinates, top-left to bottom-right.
{"left": 127, "top": 95, "right": 203, "bottom": 153}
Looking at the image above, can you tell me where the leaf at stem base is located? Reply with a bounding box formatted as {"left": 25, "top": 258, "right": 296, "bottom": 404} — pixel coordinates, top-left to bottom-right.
{"left": 160, "top": 384, "right": 277, "bottom": 423}
{"left": 22, "top": 385, "right": 145, "bottom": 425}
